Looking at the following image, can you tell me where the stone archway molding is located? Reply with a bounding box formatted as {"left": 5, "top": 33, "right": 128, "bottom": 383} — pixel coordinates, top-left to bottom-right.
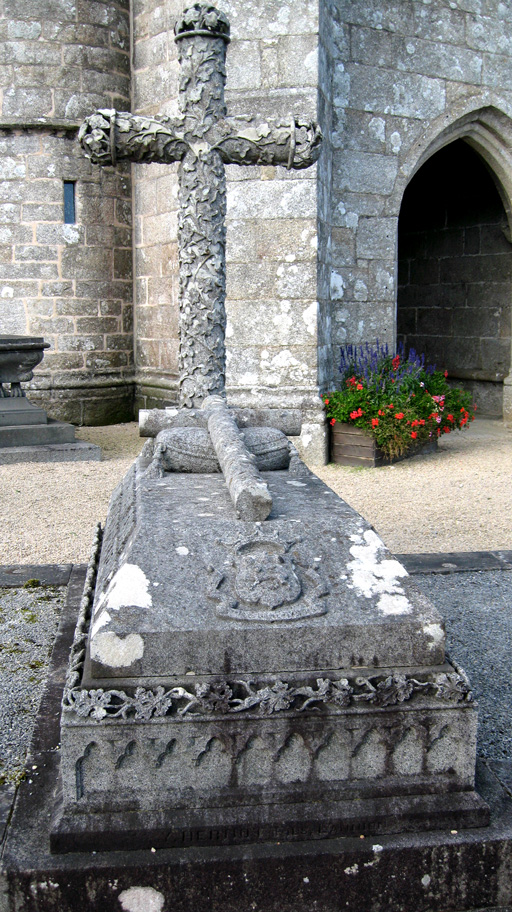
{"left": 389, "top": 102, "right": 512, "bottom": 424}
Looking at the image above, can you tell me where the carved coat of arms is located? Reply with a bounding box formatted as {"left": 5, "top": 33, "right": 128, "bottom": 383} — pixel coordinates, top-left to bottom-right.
{"left": 208, "top": 535, "right": 329, "bottom": 621}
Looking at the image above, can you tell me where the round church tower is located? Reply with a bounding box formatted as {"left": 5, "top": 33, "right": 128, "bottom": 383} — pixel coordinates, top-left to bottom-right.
{"left": 0, "top": 0, "right": 134, "bottom": 424}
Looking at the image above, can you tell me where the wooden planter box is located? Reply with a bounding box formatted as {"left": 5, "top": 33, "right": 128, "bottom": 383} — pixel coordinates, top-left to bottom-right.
{"left": 330, "top": 423, "right": 438, "bottom": 467}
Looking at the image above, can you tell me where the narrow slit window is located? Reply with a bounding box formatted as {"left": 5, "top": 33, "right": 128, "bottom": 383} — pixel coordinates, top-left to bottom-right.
{"left": 63, "top": 181, "right": 76, "bottom": 224}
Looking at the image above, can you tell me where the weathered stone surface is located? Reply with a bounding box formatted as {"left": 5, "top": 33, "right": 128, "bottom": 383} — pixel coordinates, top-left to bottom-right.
{"left": 0, "top": 334, "right": 102, "bottom": 454}
{"left": 0, "top": 577, "right": 506, "bottom": 912}
{"left": 80, "top": 95, "right": 320, "bottom": 410}
{"left": 86, "top": 461, "right": 444, "bottom": 682}
{"left": 0, "top": 127, "right": 133, "bottom": 423}
{"left": 139, "top": 405, "right": 303, "bottom": 437}
{"left": 206, "top": 398, "right": 273, "bottom": 520}
{"left": 153, "top": 425, "right": 290, "bottom": 474}
{"left": 52, "top": 457, "right": 487, "bottom": 851}
{"left": 0, "top": 0, "right": 132, "bottom": 424}
{"left": 0, "top": 334, "right": 49, "bottom": 397}
{"left": 0, "top": 562, "right": 73, "bottom": 586}
{"left": 0, "top": 439, "right": 101, "bottom": 463}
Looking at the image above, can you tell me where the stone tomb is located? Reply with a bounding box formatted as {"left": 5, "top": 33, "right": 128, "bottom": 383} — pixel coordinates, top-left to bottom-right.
{"left": 52, "top": 440, "right": 488, "bottom": 852}
{"left": 50, "top": 0, "right": 488, "bottom": 855}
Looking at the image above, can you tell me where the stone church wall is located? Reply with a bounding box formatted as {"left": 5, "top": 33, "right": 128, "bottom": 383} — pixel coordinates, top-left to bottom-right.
{"left": 325, "top": 0, "right": 512, "bottom": 417}
{"left": 132, "top": 0, "right": 181, "bottom": 413}
{"left": 2, "top": 0, "right": 512, "bottom": 431}
{"left": 0, "top": 0, "right": 134, "bottom": 424}
{"left": 132, "top": 0, "right": 325, "bottom": 459}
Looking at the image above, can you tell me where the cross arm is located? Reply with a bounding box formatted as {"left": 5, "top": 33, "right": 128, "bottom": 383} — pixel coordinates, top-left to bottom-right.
{"left": 78, "top": 109, "right": 188, "bottom": 166}
{"left": 79, "top": 109, "right": 322, "bottom": 171}
{"left": 216, "top": 116, "right": 322, "bottom": 170}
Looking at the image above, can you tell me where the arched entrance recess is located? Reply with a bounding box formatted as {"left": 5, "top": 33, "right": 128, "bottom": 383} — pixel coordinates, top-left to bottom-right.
{"left": 396, "top": 108, "right": 512, "bottom": 419}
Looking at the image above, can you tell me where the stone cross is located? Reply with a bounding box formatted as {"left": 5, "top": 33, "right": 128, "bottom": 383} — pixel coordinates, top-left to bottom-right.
{"left": 79, "top": 0, "right": 321, "bottom": 410}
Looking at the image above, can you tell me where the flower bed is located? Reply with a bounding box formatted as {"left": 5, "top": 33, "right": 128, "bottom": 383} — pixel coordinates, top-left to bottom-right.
{"left": 323, "top": 342, "right": 475, "bottom": 464}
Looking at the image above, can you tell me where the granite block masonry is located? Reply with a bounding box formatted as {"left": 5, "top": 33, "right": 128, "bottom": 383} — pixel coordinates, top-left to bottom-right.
{"left": 3, "top": 0, "right": 512, "bottom": 430}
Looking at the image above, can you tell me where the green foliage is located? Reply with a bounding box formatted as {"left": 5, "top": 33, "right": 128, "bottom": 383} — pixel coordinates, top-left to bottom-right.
{"left": 22, "top": 579, "right": 40, "bottom": 589}
{"left": 323, "top": 343, "right": 476, "bottom": 460}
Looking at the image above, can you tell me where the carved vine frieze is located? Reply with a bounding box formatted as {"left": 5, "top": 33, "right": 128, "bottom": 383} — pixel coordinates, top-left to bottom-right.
{"left": 63, "top": 671, "right": 473, "bottom": 724}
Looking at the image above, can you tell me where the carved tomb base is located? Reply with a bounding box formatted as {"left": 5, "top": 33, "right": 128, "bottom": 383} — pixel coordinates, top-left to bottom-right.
{"left": 51, "top": 454, "right": 488, "bottom": 851}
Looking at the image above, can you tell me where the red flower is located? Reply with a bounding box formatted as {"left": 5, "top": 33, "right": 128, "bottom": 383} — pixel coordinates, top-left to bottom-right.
{"left": 411, "top": 431, "right": 417, "bottom": 439}
{"left": 371, "top": 418, "right": 379, "bottom": 428}
{"left": 444, "top": 427, "right": 451, "bottom": 433}
{"left": 419, "top": 419, "right": 425, "bottom": 426}
{"left": 444, "top": 370, "right": 448, "bottom": 378}
{"left": 356, "top": 383, "right": 363, "bottom": 390}
{"left": 330, "top": 418, "right": 336, "bottom": 425}
{"left": 350, "top": 410, "right": 358, "bottom": 420}
{"left": 378, "top": 409, "right": 385, "bottom": 416}
{"left": 324, "top": 398, "right": 329, "bottom": 405}
{"left": 392, "top": 355, "right": 400, "bottom": 370}
{"left": 447, "top": 414, "right": 454, "bottom": 422}
{"left": 394, "top": 412, "right": 404, "bottom": 420}
{"left": 388, "top": 403, "right": 394, "bottom": 409}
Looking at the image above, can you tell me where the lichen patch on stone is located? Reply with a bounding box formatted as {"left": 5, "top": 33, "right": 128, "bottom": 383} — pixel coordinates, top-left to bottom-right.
{"left": 423, "top": 622, "right": 444, "bottom": 649}
{"left": 377, "top": 593, "right": 412, "bottom": 616}
{"left": 302, "top": 300, "right": 318, "bottom": 335}
{"left": 90, "top": 631, "right": 144, "bottom": 669}
{"left": 98, "top": 563, "right": 152, "bottom": 613}
{"left": 347, "top": 529, "right": 411, "bottom": 615}
{"left": 119, "top": 886, "right": 165, "bottom": 912}
{"left": 91, "top": 609, "right": 111, "bottom": 638}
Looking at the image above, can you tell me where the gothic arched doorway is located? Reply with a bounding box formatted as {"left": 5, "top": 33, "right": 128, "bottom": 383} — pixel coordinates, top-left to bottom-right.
{"left": 397, "top": 139, "right": 512, "bottom": 416}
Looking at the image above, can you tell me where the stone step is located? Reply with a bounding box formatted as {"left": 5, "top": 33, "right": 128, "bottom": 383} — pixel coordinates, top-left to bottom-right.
{"left": 0, "top": 418, "right": 76, "bottom": 448}
{"left": 0, "top": 397, "right": 48, "bottom": 427}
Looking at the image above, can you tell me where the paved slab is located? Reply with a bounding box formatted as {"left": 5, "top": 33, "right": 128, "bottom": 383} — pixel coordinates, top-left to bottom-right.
{"left": 0, "top": 441, "right": 101, "bottom": 464}
{"left": 0, "top": 564, "right": 73, "bottom": 588}
{"left": 397, "top": 551, "right": 512, "bottom": 574}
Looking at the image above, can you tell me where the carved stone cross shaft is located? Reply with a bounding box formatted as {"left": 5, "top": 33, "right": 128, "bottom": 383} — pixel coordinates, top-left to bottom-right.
{"left": 79, "top": 1, "right": 321, "bottom": 409}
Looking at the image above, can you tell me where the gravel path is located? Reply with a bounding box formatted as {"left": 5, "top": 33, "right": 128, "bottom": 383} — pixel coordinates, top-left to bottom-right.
{"left": 314, "top": 418, "right": 512, "bottom": 554}
{"left": 0, "top": 584, "right": 64, "bottom": 784}
{"left": 0, "top": 423, "right": 143, "bottom": 566}
{"left": 414, "top": 570, "right": 512, "bottom": 762}
{"left": 0, "top": 417, "right": 510, "bottom": 564}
